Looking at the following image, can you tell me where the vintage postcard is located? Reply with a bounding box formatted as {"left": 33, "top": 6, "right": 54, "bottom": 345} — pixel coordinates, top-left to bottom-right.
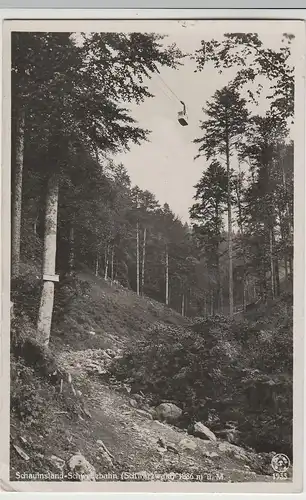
{"left": 0, "top": 15, "right": 305, "bottom": 494}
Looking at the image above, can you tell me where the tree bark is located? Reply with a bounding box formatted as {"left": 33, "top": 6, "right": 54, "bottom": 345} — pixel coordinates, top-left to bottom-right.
{"left": 225, "top": 111, "right": 234, "bottom": 318}
{"left": 165, "top": 245, "right": 169, "bottom": 305}
{"left": 37, "top": 173, "right": 59, "bottom": 346}
{"left": 181, "top": 293, "right": 185, "bottom": 317}
{"left": 141, "top": 228, "right": 147, "bottom": 295}
{"left": 95, "top": 252, "right": 99, "bottom": 277}
{"left": 68, "top": 222, "right": 74, "bottom": 275}
{"left": 210, "top": 288, "right": 214, "bottom": 315}
{"left": 104, "top": 246, "right": 109, "bottom": 280}
{"left": 11, "top": 106, "right": 25, "bottom": 278}
{"left": 111, "top": 246, "right": 114, "bottom": 283}
{"left": 136, "top": 221, "right": 140, "bottom": 295}
{"left": 269, "top": 229, "right": 275, "bottom": 299}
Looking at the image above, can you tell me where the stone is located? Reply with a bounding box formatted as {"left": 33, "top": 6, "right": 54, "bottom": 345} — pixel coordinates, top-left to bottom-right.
{"left": 49, "top": 455, "right": 65, "bottom": 471}
{"left": 179, "top": 438, "right": 197, "bottom": 451}
{"left": 204, "top": 451, "right": 219, "bottom": 458}
{"left": 135, "top": 409, "right": 153, "bottom": 420}
{"left": 13, "top": 444, "right": 29, "bottom": 461}
{"left": 155, "top": 403, "right": 182, "bottom": 424}
{"left": 133, "top": 394, "right": 144, "bottom": 403}
{"left": 157, "top": 437, "right": 166, "bottom": 448}
{"left": 167, "top": 443, "right": 179, "bottom": 454}
{"left": 68, "top": 454, "right": 96, "bottom": 481}
{"left": 193, "top": 422, "right": 217, "bottom": 442}
{"left": 129, "top": 398, "right": 138, "bottom": 408}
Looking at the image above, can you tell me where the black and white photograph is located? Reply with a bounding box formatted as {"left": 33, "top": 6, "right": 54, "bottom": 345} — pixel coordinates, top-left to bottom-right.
{"left": 2, "top": 17, "right": 305, "bottom": 493}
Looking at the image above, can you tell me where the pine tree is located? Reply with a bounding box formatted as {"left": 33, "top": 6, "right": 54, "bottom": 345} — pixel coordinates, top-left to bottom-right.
{"left": 194, "top": 87, "right": 249, "bottom": 317}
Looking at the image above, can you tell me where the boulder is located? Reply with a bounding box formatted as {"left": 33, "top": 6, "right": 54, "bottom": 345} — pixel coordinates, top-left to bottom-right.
{"left": 179, "top": 438, "right": 197, "bottom": 451}
{"left": 193, "top": 422, "right": 217, "bottom": 442}
{"left": 155, "top": 403, "right": 182, "bottom": 424}
{"left": 68, "top": 454, "right": 96, "bottom": 481}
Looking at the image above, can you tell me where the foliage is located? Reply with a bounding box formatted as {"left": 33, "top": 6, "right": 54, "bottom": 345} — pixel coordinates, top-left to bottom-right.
{"left": 110, "top": 296, "right": 293, "bottom": 456}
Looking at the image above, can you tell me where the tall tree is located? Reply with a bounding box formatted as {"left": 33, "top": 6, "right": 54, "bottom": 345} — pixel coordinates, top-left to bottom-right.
{"left": 190, "top": 160, "right": 228, "bottom": 313}
{"left": 194, "top": 87, "right": 249, "bottom": 317}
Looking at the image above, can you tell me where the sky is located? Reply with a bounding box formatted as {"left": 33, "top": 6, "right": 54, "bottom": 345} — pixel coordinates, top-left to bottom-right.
{"left": 112, "top": 20, "right": 299, "bottom": 223}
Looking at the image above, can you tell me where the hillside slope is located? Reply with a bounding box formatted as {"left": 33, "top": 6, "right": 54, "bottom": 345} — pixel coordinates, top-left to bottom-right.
{"left": 10, "top": 270, "right": 290, "bottom": 485}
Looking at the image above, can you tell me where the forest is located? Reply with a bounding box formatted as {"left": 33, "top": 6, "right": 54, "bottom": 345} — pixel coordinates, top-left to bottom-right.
{"left": 10, "top": 28, "right": 294, "bottom": 481}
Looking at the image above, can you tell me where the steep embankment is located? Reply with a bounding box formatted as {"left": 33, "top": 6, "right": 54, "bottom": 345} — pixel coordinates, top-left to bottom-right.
{"left": 10, "top": 271, "right": 289, "bottom": 484}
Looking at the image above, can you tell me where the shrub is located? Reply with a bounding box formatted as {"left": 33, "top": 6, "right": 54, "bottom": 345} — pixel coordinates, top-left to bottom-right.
{"left": 110, "top": 297, "right": 293, "bottom": 457}
{"left": 10, "top": 356, "right": 52, "bottom": 428}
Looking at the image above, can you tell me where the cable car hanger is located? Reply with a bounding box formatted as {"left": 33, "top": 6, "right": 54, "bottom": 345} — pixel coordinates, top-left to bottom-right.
{"left": 155, "top": 70, "right": 189, "bottom": 127}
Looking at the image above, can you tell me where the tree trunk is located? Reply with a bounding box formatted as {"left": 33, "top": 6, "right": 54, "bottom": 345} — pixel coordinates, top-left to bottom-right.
{"left": 165, "top": 245, "right": 169, "bottom": 305}
{"left": 225, "top": 113, "right": 234, "bottom": 318}
{"left": 269, "top": 229, "right": 275, "bottom": 299}
{"left": 111, "top": 246, "right": 114, "bottom": 283}
{"left": 141, "top": 228, "right": 146, "bottom": 295}
{"left": 181, "top": 293, "right": 185, "bottom": 317}
{"left": 68, "top": 223, "right": 74, "bottom": 275}
{"left": 95, "top": 252, "right": 99, "bottom": 277}
{"left": 274, "top": 257, "right": 280, "bottom": 296}
{"left": 104, "top": 246, "right": 109, "bottom": 280}
{"left": 136, "top": 221, "right": 140, "bottom": 295}
{"left": 37, "top": 173, "right": 59, "bottom": 346}
{"left": 210, "top": 288, "right": 214, "bottom": 315}
{"left": 11, "top": 106, "right": 25, "bottom": 278}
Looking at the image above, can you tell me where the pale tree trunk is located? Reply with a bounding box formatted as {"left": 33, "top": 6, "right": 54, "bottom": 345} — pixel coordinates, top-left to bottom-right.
{"left": 136, "top": 221, "right": 140, "bottom": 295}
{"left": 165, "top": 245, "right": 169, "bottom": 305}
{"left": 37, "top": 173, "right": 59, "bottom": 346}
{"left": 104, "top": 246, "right": 109, "bottom": 280}
{"left": 95, "top": 252, "right": 99, "bottom": 277}
{"left": 111, "top": 246, "right": 114, "bottom": 283}
{"left": 225, "top": 113, "right": 234, "bottom": 318}
{"left": 181, "top": 293, "right": 185, "bottom": 317}
{"left": 141, "top": 228, "right": 147, "bottom": 295}
{"left": 11, "top": 107, "right": 25, "bottom": 278}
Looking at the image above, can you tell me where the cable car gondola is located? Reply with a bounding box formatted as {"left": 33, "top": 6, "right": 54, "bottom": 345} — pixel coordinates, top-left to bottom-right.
{"left": 178, "top": 101, "right": 188, "bottom": 127}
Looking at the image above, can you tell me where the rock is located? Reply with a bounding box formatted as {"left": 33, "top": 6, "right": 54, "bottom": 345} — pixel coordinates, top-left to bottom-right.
{"left": 98, "top": 449, "right": 113, "bottom": 466}
{"left": 167, "top": 443, "right": 179, "bottom": 454}
{"left": 204, "top": 451, "right": 219, "bottom": 458}
{"left": 193, "top": 422, "right": 217, "bottom": 442}
{"left": 13, "top": 444, "right": 30, "bottom": 461}
{"left": 135, "top": 409, "right": 153, "bottom": 420}
{"left": 68, "top": 454, "right": 96, "bottom": 481}
{"left": 133, "top": 394, "right": 144, "bottom": 403}
{"left": 218, "top": 442, "right": 250, "bottom": 462}
{"left": 179, "top": 438, "right": 197, "bottom": 451}
{"left": 105, "top": 349, "right": 116, "bottom": 358}
{"left": 155, "top": 403, "right": 182, "bottom": 424}
{"left": 49, "top": 455, "right": 66, "bottom": 471}
{"left": 157, "top": 437, "right": 166, "bottom": 448}
{"left": 83, "top": 407, "right": 92, "bottom": 419}
{"left": 129, "top": 399, "right": 138, "bottom": 408}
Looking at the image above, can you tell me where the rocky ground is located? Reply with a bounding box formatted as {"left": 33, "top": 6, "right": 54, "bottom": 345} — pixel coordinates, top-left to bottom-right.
{"left": 10, "top": 273, "right": 292, "bottom": 485}
{"left": 10, "top": 344, "right": 288, "bottom": 484}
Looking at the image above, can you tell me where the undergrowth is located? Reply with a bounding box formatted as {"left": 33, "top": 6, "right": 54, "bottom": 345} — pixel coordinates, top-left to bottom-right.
{"left": 109, "top": 293, "right": 293, "bottom": 457}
